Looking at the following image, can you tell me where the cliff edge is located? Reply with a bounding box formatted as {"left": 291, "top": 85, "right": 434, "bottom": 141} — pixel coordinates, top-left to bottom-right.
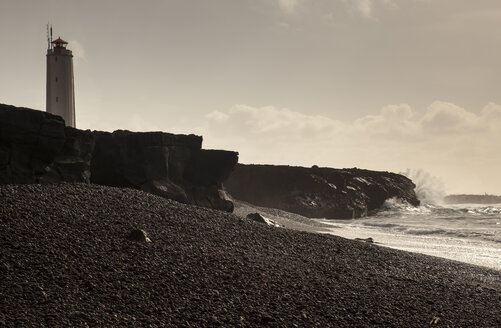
{"left": 224, "top": 164, "right": 419, "bottom": 219}
{"left": 0, "top": 103, "right": 238, "bottom": 212}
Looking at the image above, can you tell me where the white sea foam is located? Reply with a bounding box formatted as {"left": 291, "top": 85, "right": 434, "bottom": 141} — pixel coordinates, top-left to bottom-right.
{"left": 317, "top": 200, "right": 501, "bottom": 270}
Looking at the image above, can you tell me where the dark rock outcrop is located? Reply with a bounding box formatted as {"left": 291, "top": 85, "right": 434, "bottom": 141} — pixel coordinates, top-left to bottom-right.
{"left": 90, "top": 130, "right": 238, "bottom": 212}
{"left": 0, "top": 104, "right": 93, "bottom": 184}
{"left": 0, "top": 103, "right": 238, "bottom": 212}
{"left": 224, "top": 164, "right": 420, "bottom": 219}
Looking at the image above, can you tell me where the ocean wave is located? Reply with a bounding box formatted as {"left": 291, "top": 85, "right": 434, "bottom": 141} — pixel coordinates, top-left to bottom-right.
{"left": 361, "top": 222, "right": 401, "bottom": 228}
{"left": 405, "top": 228, "right": 448, "bottom": 236}
{"left": 363, "top": 199, "right": 501, "bottom": 243}
{"left": 404, "top": 228, "right": 494, "bottom": 238}
{"left": 374, "top": 198, "right": 432, "bottom": 214}
{"left": 375, "top": 198, "right": 501, "bottom": 218}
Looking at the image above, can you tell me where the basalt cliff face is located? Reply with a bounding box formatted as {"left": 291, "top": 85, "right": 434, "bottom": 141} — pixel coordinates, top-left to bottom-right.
{"left": 224, "top": 164, "right": 420, "bottom": 219}
{"left": 90, "top": 130, "right": 237, "bottom": 211}
{"left": 0, "top": 104, "right": 238, "bottom": 212}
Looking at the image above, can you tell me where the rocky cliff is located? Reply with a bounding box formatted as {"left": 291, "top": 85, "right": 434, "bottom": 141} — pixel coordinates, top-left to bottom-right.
{"left": 0, "top": 103, "right": 238, "bottom": 212}
{"left": 224, "top": 164, "right": 420, "bottom": 219}
{"left": 90, "top": 130, "right": 237, "bottom": 211}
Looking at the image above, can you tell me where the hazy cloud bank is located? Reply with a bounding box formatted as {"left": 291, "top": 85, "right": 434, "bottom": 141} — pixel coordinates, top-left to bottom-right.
{"left": 203, "top": 102, "right": 501, "bottom": 194}
{"left": 277, "top": 0, "right": 399, "bottom": 18}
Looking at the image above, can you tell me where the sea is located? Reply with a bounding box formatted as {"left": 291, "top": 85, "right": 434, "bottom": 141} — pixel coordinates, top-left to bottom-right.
{"left": 315, "top": 199, "right": 501, "bottom": 271}
{"left": 232, "top": 170, "right": 501, "bottom": 271}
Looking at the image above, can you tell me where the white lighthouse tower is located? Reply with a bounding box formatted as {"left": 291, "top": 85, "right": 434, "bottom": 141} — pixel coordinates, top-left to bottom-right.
{"left": 46, "top": 28, "right": 76, "bottom": 127}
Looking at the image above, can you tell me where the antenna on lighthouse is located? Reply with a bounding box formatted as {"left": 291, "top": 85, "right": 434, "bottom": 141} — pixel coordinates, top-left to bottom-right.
{"left": 50, "top": 25, "right": 53, "bottom": 49}
{"left": 46, "top": 23, "right": 50, "bottom": 50}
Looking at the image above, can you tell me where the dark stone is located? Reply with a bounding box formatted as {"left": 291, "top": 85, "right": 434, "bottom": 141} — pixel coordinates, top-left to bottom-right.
{"left": 185, "top": 185, "right": 234, "bottom": 212}
{"left": 126, "top": 229, "right": 151, "bottom": 242}
{"left": 246, "top": 212, "right": 280, "bottom": 227}
{"left": 355, "top": 237, "right": 374, "bottom": 243}
{"left": 247, "top": 212, "right": 267, "bottom": 224}
{"left": 224, "top": 164, "right": 420, "bottom": 219}
{"left": 141, "top": 179, "right": 188, "bottom": 204}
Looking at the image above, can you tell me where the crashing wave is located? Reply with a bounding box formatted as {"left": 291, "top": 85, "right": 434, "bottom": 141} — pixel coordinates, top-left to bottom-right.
{"left": 400, "top": 169, "right": 446, "bottom": 205}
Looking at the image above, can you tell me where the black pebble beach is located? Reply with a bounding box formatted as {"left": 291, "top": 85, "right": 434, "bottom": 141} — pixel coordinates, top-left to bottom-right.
{"left": 1, "top": 184, "right": 500, "bottom": 327}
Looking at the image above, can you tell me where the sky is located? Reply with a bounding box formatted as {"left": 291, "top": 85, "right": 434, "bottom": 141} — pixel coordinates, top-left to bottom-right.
{"left": 1, "top": 0, "right": 501, "bottom": 195}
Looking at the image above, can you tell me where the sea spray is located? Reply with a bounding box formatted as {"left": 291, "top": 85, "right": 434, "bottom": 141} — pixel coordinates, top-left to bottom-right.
{"left": 401, "top": 169, "right": 445, "bottom": 205}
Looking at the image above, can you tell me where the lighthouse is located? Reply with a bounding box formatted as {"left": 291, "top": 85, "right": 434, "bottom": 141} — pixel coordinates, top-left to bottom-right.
{"left": 46, "top": 30, "right": 76, "bottom": 127}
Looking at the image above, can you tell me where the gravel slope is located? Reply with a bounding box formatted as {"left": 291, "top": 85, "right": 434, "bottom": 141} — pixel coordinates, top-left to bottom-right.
{"left": 1, "top": 184, "right": 500, "bottom": 327}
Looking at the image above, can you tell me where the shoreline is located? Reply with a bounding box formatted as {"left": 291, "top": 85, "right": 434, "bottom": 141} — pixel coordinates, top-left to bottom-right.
{"left": 1, "top": 184, "right": 500, "bottom": 327}
{"left": 317, "top": 220, "right": 501, "bottom": 272}
{"left": 234, "top": 199, "right": 501, "bottom": 272}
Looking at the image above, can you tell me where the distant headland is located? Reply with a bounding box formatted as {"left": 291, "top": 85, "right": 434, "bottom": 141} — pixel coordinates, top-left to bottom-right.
{"left": 444, "top": 194, "right": 501, "bottom": 204}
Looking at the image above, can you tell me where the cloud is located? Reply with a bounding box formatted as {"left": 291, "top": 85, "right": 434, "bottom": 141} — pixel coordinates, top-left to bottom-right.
{"left": 355, "top": 101, "right": 499, "bottom": 141}
{"left": 481, "top": 102, "right": 501, "bottom": 129}
{"left": 356, "top": 0, "right": 373, "bottom": 18}
{"left": 276, "top": 0, "right": 398, "bottom": 19}
{"left": 278, "top": 0, "right": 300, "bottom": 13}
{"left": 420, "top": 101, "right": 479, "bottom": 135}
{"left": 355, "top": 104, "right": 418, "bottom": 139}
{"left": 206, "top": 104, "right": 346, "bottom": 142}
{"left": 343, "top": 0, "right": 398, "bottom": 19}
{"left": 68, "top": 40, "right": 86, "bottom": 62}
{"left": 203, "top": 101, "right": 501, "bottom": 193}
{"left": 204, "top": 105, "right": 352, "bottom": 167}
{"left": 205, "top": 101, "right": 501, "bottom": 148}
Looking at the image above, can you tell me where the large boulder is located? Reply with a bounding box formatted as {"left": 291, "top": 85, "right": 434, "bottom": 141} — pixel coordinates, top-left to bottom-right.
{"left": 224, "top": 164, "right": 420, "bottom": 219}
